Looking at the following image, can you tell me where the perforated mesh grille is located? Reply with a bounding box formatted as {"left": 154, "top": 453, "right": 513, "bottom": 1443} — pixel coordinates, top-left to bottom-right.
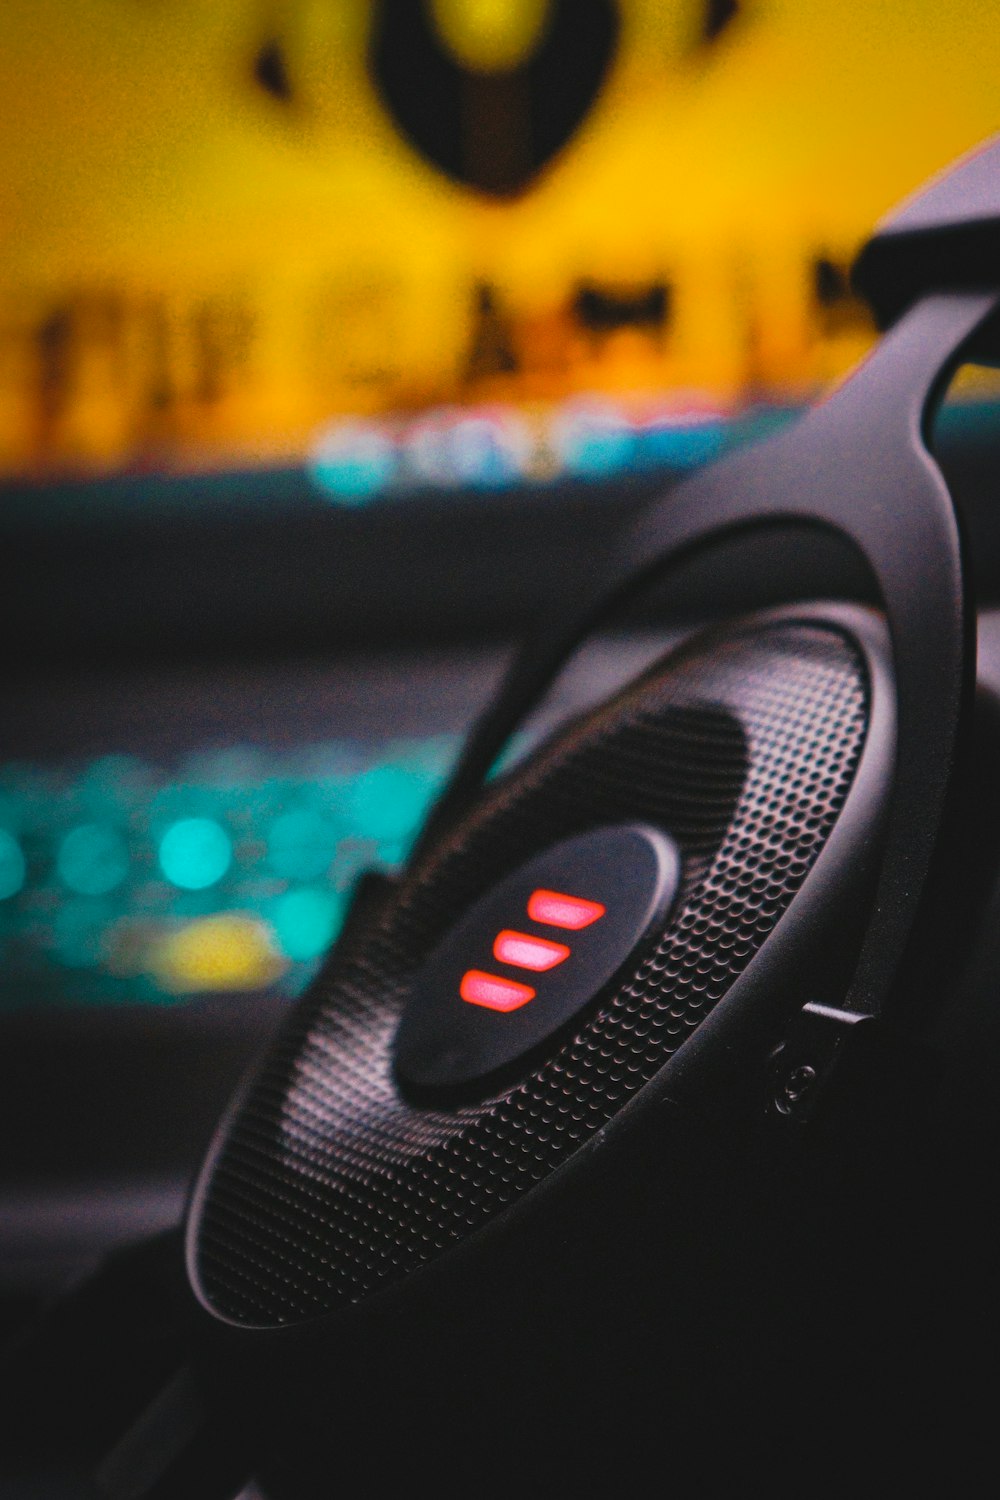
{"left": 195, "top": 622, "right": 869, "bottom": 1326}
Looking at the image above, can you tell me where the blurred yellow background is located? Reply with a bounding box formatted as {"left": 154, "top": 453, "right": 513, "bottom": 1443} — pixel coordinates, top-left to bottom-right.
{"left": 1, "top": 0, "right": 997, "bottom": 479}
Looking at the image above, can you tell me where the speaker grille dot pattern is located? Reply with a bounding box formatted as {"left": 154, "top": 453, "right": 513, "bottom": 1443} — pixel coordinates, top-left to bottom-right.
{"left": 194, "top": 622, "right": 869, "bottom": 1326}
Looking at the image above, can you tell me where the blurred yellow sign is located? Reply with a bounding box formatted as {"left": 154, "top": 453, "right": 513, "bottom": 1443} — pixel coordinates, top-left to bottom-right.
{"left": 0, "top": 0, "right": 997, "bottom": 479}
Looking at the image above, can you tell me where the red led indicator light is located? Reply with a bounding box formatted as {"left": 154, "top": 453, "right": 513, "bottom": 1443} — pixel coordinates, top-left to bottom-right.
{"left": 493, "top": 929, "right": 571, "bottom": 972}
{"left": 527, "top": 889, "right": 606, "bottom": 931}
{"left": 460, "top": 969, "right": 536, "bottom": 1012}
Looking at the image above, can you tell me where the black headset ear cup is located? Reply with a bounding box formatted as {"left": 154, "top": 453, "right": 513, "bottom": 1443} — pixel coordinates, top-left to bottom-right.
{"left": 181, "top": 605, "right": 900, "bottom": 1488}
{"left": 180, "top": 142, "right": 1000, "bottom": 1483}
{"left": 187, "top": 606, "right": 889, "bottom": 1329}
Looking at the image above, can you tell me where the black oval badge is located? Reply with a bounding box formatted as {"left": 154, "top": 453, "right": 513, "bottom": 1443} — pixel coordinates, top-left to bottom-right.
{"left": 394, "top": 824, "right": 680, "bottom": 1091}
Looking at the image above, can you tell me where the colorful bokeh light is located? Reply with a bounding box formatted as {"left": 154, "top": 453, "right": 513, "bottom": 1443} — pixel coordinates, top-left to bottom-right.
{"left": 158, "top": 818, "right": 232, "bottom": 891}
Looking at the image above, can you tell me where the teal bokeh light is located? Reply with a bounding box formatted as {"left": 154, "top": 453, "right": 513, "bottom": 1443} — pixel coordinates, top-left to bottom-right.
{"left": 271, "top": 888, "right": 344, "bottom": 962}
{"left": 310, "top": 421, "right": 396, "bottom": 504}
{"left": 53, "top": 897, "right": 113, "bottom": 968}
{"left": 554, "top": 402, "right": 636, "bottom": 478}
{"left": 348, "top": 763, "right": 435, "bottom": 844}
{"left": 2, "top": 733, "right": 462, "bottom": 1009}
{"left": 266, "top": 809, "right": 339, "bottom": 882}
{"left": 57, "top": 823, "right": 129, "bottom": 896}
{"left": 0, "top": 829, "right": 26, "bottom": 900}
{"left": 159, "top": 817, "right": 231, "bottom": 890}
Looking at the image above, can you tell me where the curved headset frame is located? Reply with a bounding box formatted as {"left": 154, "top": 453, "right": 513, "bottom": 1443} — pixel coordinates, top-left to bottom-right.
{"left": 98, "top": 138, "right": 1000, "bottom": 1500}
{"left": 412, "top": 135, "right": 1000, "bottom": 1095}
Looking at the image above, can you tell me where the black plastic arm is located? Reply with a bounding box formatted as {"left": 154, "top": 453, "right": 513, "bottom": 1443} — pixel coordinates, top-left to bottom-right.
{"left": 854, "top": 134, "right": 1000, "bottom": 338}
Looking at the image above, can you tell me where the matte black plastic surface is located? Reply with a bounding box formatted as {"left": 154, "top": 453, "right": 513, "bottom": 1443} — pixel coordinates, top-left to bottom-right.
{"left": 854, "top": 135, "right": 1000, "bottom": 338}
{"left": 394, "top": 824, "right": 680, "bottom": 1090}
{"left": 427, "top": 290, "right": 998, "bottom": 1044}
{"left": 190, "top": 612, "right": 879, "bottom": 1328}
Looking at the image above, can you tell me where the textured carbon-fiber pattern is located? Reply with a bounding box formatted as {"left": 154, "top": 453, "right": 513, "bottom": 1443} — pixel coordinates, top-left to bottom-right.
{"left": 194, "top": 622, "right": 869, "bottom": 1326}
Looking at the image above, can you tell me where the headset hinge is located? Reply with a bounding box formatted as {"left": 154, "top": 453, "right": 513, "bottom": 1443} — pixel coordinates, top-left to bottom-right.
{"left": 765, "top": 1002, "right": 876, "bottom": 1124}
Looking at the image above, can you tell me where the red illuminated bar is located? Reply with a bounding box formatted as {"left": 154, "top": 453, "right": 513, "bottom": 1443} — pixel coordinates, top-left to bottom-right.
{"left": 527, "top": 888, "right": 606, "bottom": 931}
{"left": 493, "top": 929, "right": 571, "bottom": 972}
{"left": 460, "top": 969, "right": 536, "bottom": 1012}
